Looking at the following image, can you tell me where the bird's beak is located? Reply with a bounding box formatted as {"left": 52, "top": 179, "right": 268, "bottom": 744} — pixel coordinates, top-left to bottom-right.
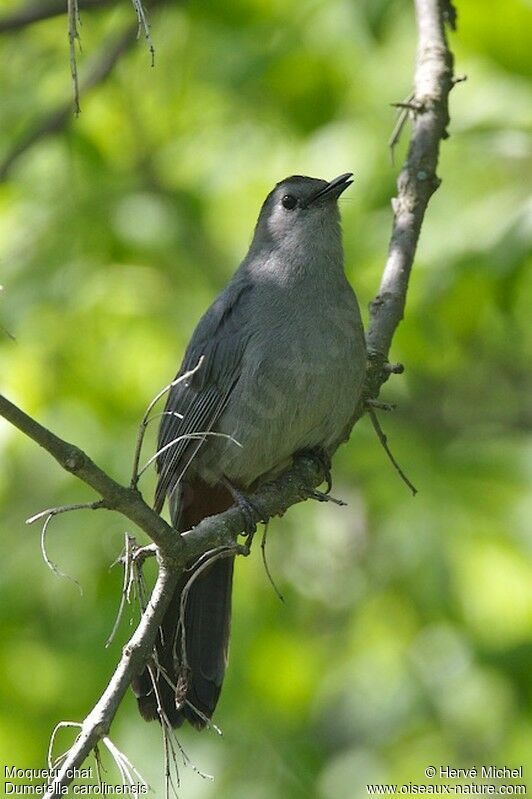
{"left": 308, "top": 172, "right": 354, "bottom": 204}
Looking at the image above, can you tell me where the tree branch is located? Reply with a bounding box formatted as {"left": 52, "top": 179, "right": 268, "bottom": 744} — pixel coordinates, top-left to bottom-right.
{"left": 0, "top": 0, "right": 117, "bottom": 34}
{"left": 0, "top": 394, "right": 177, "bottom": 552}
{"left": 45, "top": 558, "right": 179, "bottom": 798}
{"left": 0, "top": 393, "right": 328, "bottom": 563}
{"left": 366, "top": 0, "right": 455, "bottom": 392}
{"left": 1, "top": 393, "right": 328, "bottom": 797}
{"left": 0, "top": 0, "right": 457, "bottom": 793}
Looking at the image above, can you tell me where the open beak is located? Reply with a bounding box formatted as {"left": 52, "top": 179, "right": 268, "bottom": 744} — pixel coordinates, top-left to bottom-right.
{"left": 308, "top": 172, "right": 354, "bottom": 204}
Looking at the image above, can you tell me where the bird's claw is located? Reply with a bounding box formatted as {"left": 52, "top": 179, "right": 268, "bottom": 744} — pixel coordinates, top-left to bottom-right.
{"left": 298, "top": 447, "right": 333, "bottom": 494}
{"left": 223, "top": 479, "right": 261, "bottom": 547}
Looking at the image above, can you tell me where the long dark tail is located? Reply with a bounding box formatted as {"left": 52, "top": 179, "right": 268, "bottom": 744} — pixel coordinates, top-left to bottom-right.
{"left": 132, "top": 482, "right": 233, "bottom": 729}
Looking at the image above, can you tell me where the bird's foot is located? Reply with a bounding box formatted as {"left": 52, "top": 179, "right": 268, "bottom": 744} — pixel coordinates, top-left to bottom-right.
{"left": 222, "top": 479, "right": 263, "bottom": 548}
{"left": 297, "top": 447, "right": 333, "bottom": 494}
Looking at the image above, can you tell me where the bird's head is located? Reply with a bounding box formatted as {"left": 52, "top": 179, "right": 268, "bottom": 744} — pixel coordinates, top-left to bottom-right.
{"left": 252, "top": 173, "right": 353, "bottom": 255}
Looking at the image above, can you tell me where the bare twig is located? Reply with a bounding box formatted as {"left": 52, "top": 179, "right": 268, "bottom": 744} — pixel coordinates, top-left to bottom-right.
{"left": 145, "top": 667, "right": 181, "bottom": 799}
{"left": 367, "top": 408, "right": 418, "bottom": 496}
{"left": 146, "top": 664, "right": 214, "bottom": 798}
{"left": 388, "top": 91, "right": 416, "bottom": 162}
{"left": 43, "top": 559, "right": 178, "bottom": 799}
{"left": 0, "top": 393, "right": 176, "bottom": 551}
{"left": 26, "top": 500, "right": 105, "bottom": 526}
{"left": 0, "top": 0, "right": 117, "bottom": 34}
{"left": 26, "top": 500, "right": 104, "bottom": 591}
{"left": 131, "top": 358, "right": 203, "bottom": 488}
{"left": 177, "top": 546, "right": 243, "bottom": 673}
{"left": 106, "top": 533, "right": 135, "bottom": 648}
{"left": 1, "top": 394, "right": 333, "bottom": 795}
{"left": 365, "top": 399, "right": 396, "bottom": 412}
{"left": 309, "top": 489, "right": 347, "bottom": 506}
{"left": 93, "top": 743, "right": 105, "bottom": 786}
{"left": 132, "top": 542, "right": 157, "bottom": 564}
{"left": 138, "top": 430, "right": 241, "bottom": 479}
{"left": 260, "top": 522, "right": 285, "bottom": 603}
{"left": 48, "top": 721, "right": 82, "bottom": 770}
{"left": 67, "top": 0, "right": 82, "bottom": 114}
{"left": 368, "top": 0, "right": 456, "bottom": 368}
{"left": 102, "top": 736, "right": 149, "bottom": 790}
{"left": 130, "top": 542, "right": 151, "bottom": 615}
{"left": 40, "top": 513, "right": 83, "bottom": 592}
{"left": 130, "top": 0, "right": 155, "bottom": 66}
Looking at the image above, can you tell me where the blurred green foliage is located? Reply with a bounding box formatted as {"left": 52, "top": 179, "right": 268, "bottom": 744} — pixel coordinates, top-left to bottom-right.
{"left": 0, "top": 0, "right": 531, "bottom": 796}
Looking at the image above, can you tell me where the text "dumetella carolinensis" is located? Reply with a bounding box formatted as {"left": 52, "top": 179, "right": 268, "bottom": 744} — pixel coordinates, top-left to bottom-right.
{"left": 132, "top": 173, "right": 367, "bottom": 728}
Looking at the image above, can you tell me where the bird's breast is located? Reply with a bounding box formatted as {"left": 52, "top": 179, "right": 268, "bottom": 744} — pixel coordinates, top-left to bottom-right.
{"left": 205, "top": 285, "right": 366, "bottom": 486}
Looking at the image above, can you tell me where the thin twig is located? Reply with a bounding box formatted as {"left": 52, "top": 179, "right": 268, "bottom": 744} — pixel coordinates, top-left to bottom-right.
{"left": 177, "top": 546, "right": 241, "bottom": 674}
{"left": 102, "top": 736, "right": 149, "bottom": 789}
{"left": 131, "top": 542, "right": 158, "bottom": 564}
{"left": 27, "top": 501, "right": 103, "bottom": 592}
{"left": 367, "top": 408, "right": 418, "bottom": 496}
{"left": 138, "top": 430, "right": 242, "bottom": 479}
{"left": 26, "top": 499, "right": 105, "bottom": 525}
{"left": 131, "top": 550, "right": 150, "bottom": 614}
{"left": 2, "top": 391, "right": 335, "bottom": 792}
{"left": 0, "top": 393, "right": 176, "bottom": 551}
{"left": 0, "top": 0, "right": 117, "bottom": 34}
{"left": 131, "top": 358, "right": 204, "bottom": 488}
{"left": 43, "top": 560, "right": 179, "bottom": 798}
{"left": 365, "top": 399, "right": 396, "bottom": 412}
{"left": 261, "top": 522, "right": 284, "bottom": 603}
{"left": 155, "top": 658, "right": 224, "bottom": 736}
{"left": 368, "top": 0, "right": 456, "bottom": 361}
{"left": 388, "top": 91, "right": 415, "bottom": 164}
{"left": 146, "top": 663, "right": 215, "bottom": 793}
{"left": 67, "top": 0, "right": 81, "bottom": 115}
{"left": 106, "top": 533, "right": 134, "bottom": 648}
{"left": 47, "top": 721, "right": 82, "bottom": 771}
{"left": 146, "top": 666, "right": 182, "bottom": 799}
{"left": 129, "top": 0, "right": 155, "bottom": 66}
{"left": 309, "top": 489, "right": 347, "bottom": 506}
{"left": 40, "top": 513, "right": 83, "bottom": 593}
{"left": 93, "top": 743, "right": 105, "bottom": 787}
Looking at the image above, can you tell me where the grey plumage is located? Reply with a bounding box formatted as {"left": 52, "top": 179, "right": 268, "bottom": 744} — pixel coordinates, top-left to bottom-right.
{"left": 133, "top": 173, "right": 367, "bottom": 728}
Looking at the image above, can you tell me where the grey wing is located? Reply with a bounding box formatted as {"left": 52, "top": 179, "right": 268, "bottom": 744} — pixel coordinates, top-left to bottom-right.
{"left": 154, "top": 279, "right": 252, "bottom": 514}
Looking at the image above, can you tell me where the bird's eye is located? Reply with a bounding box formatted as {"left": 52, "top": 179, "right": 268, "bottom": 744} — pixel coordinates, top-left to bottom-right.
{"left": 281, "top": 194, "right": 297, "bottom": 210}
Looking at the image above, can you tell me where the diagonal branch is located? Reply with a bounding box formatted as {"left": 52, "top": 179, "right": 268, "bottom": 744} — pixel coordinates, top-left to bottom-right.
{"left": 366, "top": 0, "right": 455, "bottom": 393}
{"left": 44, "top": 559, "right": 179, "bottom": 799}
{"left": 1, "top": 390, "right": 329, "bottom": 799}
{"left": 0, "top": 393, "right": 327, "bottom": 558}
{"left": 0, "top": 393, "right": 177, "bottom": 552}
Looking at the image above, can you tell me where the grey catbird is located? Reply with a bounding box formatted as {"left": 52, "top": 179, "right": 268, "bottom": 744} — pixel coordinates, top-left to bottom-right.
{"left": 132, "top": 173, "right": 367, "bottom": 728}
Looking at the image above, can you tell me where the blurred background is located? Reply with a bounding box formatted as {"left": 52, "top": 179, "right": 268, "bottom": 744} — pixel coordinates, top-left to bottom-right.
{"left": 0, "top": 0, "right": 531, "bottom": 796}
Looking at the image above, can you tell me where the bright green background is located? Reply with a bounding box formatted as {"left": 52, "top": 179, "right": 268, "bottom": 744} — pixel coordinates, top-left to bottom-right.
{"left": 1, "top": 0, "right": 531, "bottom": 796}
